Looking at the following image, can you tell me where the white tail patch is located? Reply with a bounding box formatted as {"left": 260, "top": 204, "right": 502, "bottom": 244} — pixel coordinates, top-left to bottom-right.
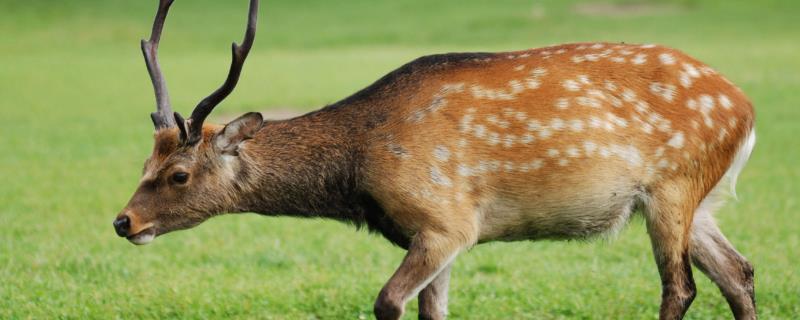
{"left": 726, "top": 128, "right": 756, "bottom": 200}
{"left": 697, "top": 127, "right": 755, "bottom": 216}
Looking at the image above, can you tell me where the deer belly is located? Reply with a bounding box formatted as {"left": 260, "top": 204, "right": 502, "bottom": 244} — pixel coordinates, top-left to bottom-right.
{"left": 476, "top": 183, "right": 641, "bottom": 242}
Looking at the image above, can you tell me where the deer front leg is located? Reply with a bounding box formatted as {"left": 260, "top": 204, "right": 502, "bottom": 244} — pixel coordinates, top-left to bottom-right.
{"left": 418, "top": 262, "right": 452, "bottom": 320}
{"left": 373, "top": 231, "right": 466, "bottom": 320}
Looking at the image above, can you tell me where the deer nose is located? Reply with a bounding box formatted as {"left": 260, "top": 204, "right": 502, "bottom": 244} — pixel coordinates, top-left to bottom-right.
{"left": 113, "top": 215, "right": 131, "bottom": 237}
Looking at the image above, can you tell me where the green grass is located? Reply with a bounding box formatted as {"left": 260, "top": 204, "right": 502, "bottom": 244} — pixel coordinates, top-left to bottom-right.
{"left": 1, "top": 0, "right": 799, "bottom": 318}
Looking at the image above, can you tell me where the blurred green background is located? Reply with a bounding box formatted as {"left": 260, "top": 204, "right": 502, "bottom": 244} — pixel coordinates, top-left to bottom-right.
{"left": 1, "top": 0, "right": 798, "bottom": 318}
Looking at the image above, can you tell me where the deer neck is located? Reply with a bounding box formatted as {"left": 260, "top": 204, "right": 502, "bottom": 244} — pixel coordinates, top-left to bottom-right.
{"left": 234, "top": 104, "right": 379, "bottom": 222}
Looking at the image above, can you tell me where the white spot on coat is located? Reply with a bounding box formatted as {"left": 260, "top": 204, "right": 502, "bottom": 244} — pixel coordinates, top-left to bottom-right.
{"left": 686, "top": 98, "right": 698, "bottom": 110}
{"left": 532, "top": 67, "right": 548, "bottom": 76}
{"left": 622, "top": 88, "right": 637, "bottom": 102}
{"left": 604, "top": 81, "right": 618, "bottom": 91}
{"left": 527, "top": 119, "right": 542, "bottom": 131}
{"left": 631, "top": 53, "right": 647, "bottom": 65}
{"left": 679, "top": 72, "right": 692, "bottom": 88}
{"left": 685, "top": 63, "right": 700, "bottom": 77}
{"left": 430, "top": 166, "right": 452, "bottom": 187}
{"left": 584, "top": 141, "right": 597, "bottom": 155}
{"left": 659, "top": 53, "right": 676, "bottom": 65}
{"left": 679, "top": 63, "right": 701, "bottom": 88}
{"left": 650, "top": 82, "right": 677, "bottom": 102}
{"left": 668, "top": 131, "right": 685, "bottom": 149}
{"left": 487, "top": 132, "right": 500, "bottom": 145}
{"left": 718, "top": 128, "right": 729, "bottom": 142}
{"left": 563, "top": 79, "right": 581, "bottom": 91}
{"left": 613, "top": 144, "right": 643, "bottom": 166}
{"left": 459, "top": 114, "right": 474, "bottom": 133}
{"left": 433, "top": 145, "right": 450, "bottom": 162}
{"left": 576, "top": 96, "right": 601, "bottom": 108}
{"left": 569, "top": 119, "right": 584, "bottom": 132}
{"left": 586, "top": 89, "right": 606, "bottom": 100}
{"left": 728, "top": 117, "right": 738, "bottom": 128}
{"left": 607, "top": 113, "right": 628, "bottom": 127}
{"left": 566, "top": 146, "right": 580, "bottom": 158}
{"left": 520, "top": 133, "right": 535, "bottom": 144}
{"left": 699, "top": 94, "right": 716, "bottom": 127}
{"left": 473, "top": 124, "right": 487, "bottom": 138}
{"left": 490, "top": 160, "right": 501, "bottom": 172}
{"left": 609, "top": 96, "right": 623, "bottom": 108}
{"left": 641, "top": 122, "right": 654, "bottom": 134}
{"left": 503, "top": 135, "right": 516, "bottom": 148}
{"left": 539, "top": 128, "right": 552, "bottom": 139}
{"left": 589, "top": 116, "right": 602, "bottom": 128}
{"left": 550, "top": 118, "right": 565, "bottom": 130}
{"left": 635, "top": 101, "right": 650, "bottom": 113}
{"left": 457, "top": 164, "right": 473, "bottom": 177}
{"left": 599, "top": 146, "right": 611, "bottom": 158}
{"left": 701, "top": 66, "right": 717, "bottom": 75}
{"left": 719, "top": 94, "right": 733, "bottom": 109}
{"left": 530, "top": 159, "right": 544, "bottom": 169}
{"left": 700, "top": 94, "right": 715, "bottom": 110}
{"left": 555, "top": 98, "right": 570, "bottom": 110}
{"left": 603, "top": 120, "right": 615, "bottom": 131}
{"left": 509, "top": 80, "right": 524, "bottom": 93}
{"left": 526, "top": 78, "right": 541, "bottom": 90}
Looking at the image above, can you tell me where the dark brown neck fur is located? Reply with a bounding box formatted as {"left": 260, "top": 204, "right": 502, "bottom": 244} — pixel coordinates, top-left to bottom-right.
{"left": 240, "top": 108, "right": 365, "bottom": 216}
{"left": 235, "top": 104, "right": 409, "bottom": 247}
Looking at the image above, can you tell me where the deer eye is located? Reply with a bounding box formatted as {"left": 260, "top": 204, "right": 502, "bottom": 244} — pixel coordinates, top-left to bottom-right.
{"left": 171, "top": 172, "right": 189, "bottom": 184}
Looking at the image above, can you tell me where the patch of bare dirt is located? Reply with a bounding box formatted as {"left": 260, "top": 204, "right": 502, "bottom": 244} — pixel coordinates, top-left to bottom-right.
{"left": 573, "top": 1, "right": 685, "bottom": 17}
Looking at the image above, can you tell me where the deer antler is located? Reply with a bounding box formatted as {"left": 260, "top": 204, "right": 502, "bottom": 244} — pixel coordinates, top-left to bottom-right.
{"left": 184, "top": 0, "right": 259, "bottom": 145}
{"left": 141, "top": 0, "right": 177, "bottom": 130}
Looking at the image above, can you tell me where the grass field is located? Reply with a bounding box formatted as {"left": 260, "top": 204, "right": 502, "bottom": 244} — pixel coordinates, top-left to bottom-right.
{"left": 1, "top": 0, "right": 798, "bottom": 318}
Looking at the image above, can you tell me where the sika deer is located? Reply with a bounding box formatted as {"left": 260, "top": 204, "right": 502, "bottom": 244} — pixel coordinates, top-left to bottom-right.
{"left": 113, "top": 0, "right": 757, "bottom": 319}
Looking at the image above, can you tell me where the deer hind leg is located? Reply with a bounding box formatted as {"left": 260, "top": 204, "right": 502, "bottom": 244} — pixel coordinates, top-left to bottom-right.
{"left": 373, "top": 230, "right": 469, "bottom": 320}
{"left": 417, "top": 262, "right": 452, "bottom": 320}
{"left": 690, "top": 210, "right": 756, "bottom": 319}
{"left": 644, "top": 182, "right": 698, "bottom": 320}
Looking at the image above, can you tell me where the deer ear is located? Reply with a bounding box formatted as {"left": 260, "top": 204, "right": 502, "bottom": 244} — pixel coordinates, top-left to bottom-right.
{"left": 214, "top": 112, "right": 263, "bottom": 155}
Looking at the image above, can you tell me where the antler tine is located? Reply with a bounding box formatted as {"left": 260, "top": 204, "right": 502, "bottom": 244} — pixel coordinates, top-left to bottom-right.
{"left": 141, "top": 0, "right": 177, "bottom": 130}
{"left": 187, "top": 0, "right": 259, "bottom": 144}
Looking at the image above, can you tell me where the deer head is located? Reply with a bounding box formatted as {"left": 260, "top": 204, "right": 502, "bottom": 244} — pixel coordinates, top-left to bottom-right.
{"left": 113, "top": 0, "right": 262, "bottom": 245}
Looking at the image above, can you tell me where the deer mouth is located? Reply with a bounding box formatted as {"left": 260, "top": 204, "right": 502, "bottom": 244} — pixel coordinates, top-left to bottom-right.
{"left": 127, "top": 227, "right": 156, "bottom": 245}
